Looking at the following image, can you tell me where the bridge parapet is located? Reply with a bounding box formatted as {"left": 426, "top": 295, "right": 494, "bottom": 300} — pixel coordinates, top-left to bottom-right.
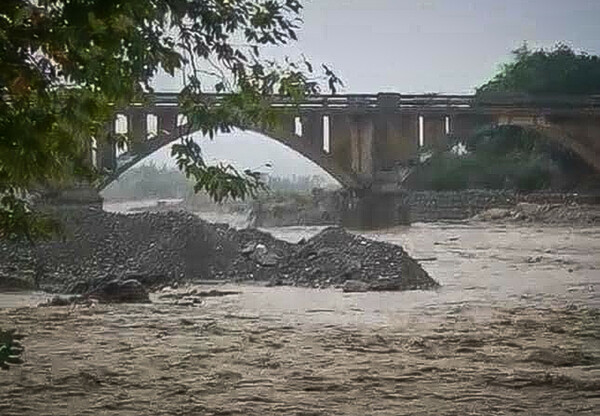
{"left": 137, "top": 92, "right": 600, "bottom": 112}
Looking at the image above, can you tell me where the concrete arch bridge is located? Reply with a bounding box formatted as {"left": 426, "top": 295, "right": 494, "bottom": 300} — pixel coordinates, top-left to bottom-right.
{"left": 96, "top": 92, "right": 600, "bottom": 194}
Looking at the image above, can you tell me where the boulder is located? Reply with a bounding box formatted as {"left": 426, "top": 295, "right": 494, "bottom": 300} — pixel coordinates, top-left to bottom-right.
{"left": 342, "top": 280, "right": 370, "bottom": 293}
{"left": 250, "top": 244, "right": 280, "bottom": 267}
{"left": 86, "top": 279, "right": 150, "bottom": 304}
{"left": 475, "top": 208, "right": 511, "bottom": 221}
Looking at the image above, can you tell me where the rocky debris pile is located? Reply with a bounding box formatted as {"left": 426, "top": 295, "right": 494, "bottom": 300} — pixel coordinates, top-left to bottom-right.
{"left": 217, "top": 228, "right": 294, "bottom": 282}
{"left": 281, "top": 227, "right": 437, "bottom": 291}
{"left": 474, "top": 203, "right": 600, "bottom": 225}
{"left": 0, "top": 271, "right": 37, "bottom": 292}
{"left": 0, "top": 243, "right": 39, "bottom": 291}
{"left": 85, "top": 279, "right": 150, "bottom": 303}
{"left": 228, "top": 227, "right": 439, "bottom": 291}
{"left": 1, "top": 208, "right": 438, "bottom": 295}
{"left": 6, "top": 208, "right": 237, "bottom": 294}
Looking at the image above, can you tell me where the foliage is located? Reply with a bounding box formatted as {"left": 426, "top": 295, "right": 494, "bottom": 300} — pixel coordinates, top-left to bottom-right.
{"left": 0, "top": 329, "right": 24, "bottom": 370}
{"left": 477, "top": 43, "right": 600, "bottom": 95}
{"left": 425, "top": 153, "right": 554, "bottom": 192}
{"left": 423, "top": 126, "right": 591, "bottom": 191}
{"left": 420, "top": 43, "right": 600, "bottom": 192}
{"left": 0, "top": 0, "right": 341, "bottom": 237}
{"left": 0, "top": 190, "right": 59, "bottom": 240}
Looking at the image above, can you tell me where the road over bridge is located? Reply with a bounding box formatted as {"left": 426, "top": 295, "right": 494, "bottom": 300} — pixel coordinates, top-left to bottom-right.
{"left": 96, "top": 92, "right": 600, "bottom": 193}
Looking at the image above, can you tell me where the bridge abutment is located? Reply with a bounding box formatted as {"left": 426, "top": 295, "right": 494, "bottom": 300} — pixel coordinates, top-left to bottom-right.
{"left": 128, "top": 109, "right": 148, "bottom": 152}
{"left": 349, "top": 115, "right": 375, "bottom": 179}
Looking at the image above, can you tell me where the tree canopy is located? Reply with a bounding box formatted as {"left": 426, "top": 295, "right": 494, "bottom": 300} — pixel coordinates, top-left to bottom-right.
{"left": 419, "top": 44, "right": 600, "bottom": 192}
{"left": 0, "top": 0, "right": 340, "bottom": 238}
{"left": 477, "top": 43, "right": 600, "bottom": 95}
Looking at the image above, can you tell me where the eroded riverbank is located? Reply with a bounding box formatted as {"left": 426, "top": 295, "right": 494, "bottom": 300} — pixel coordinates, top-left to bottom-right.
{"left": 1, "top": 223, "right": 599, "bottom": 415}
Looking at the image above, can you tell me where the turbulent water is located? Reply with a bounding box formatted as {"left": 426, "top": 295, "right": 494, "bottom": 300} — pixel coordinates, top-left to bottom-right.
{"left": 1, "top": 214, "right": 599, "bottom": 415}
{"left": 104, "top": 199, "right": 255, "bottom": 229}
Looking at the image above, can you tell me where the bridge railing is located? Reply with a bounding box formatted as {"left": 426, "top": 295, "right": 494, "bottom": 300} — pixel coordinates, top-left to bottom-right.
{"left": 142, "top": 92, "right": 600, "bottom": 111}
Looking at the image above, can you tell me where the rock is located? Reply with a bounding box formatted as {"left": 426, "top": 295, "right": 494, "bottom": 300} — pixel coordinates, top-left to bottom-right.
{"left": 527, "top": 256, "right": 543, "bottom": 263}
{"left": 475, "top": 208, "right": 511, "bottom": 221}
{"left": 0, "top": 209, "right": 238, "bottom": 294}
{"left": 250, "top": 244, "right": 280, "bottom": 267}
{"left": 42, "top": 296, "right": 77, "bottom": 307}
{"left": 342, "top": 280, "right": 370, "bottom": 293}
{"left": 0, "top": 329, "right": 24, "bottom": 370}
{"left": 86, "top": 279, "right": 150, "bottom": 304}
{"left": 241, "top": 243, "right": 257, "bottom": 255}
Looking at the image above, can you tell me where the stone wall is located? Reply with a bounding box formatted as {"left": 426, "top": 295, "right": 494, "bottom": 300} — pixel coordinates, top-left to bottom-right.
{"left": 243, "top": 189, "right": 600, "bottom": 228}
{"left": 249, "top": 190, "right": 346, "bottom": 227}
{"left": 402, "top": 190, "right": 600, "bottom": 223}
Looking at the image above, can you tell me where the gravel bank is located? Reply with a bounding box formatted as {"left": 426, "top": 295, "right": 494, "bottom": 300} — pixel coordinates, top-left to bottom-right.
{"left": 474, "top": 202, "right": 600, "bottom": 225}
{"left": 0, "top": 208, "right": 437, "bottom": 294}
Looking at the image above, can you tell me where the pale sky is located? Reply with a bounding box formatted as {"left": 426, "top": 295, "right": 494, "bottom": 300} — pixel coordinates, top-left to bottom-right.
{"left": 154, "top": 0, "right": 600, "bottom": 94}
{"left": 118, "top": 0, "right": 600, "bottom": 184}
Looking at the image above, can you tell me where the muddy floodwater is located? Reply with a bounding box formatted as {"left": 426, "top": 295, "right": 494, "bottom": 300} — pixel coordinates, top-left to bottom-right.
{"left": 1, "top": 222, "right": 599, "bottom": 415}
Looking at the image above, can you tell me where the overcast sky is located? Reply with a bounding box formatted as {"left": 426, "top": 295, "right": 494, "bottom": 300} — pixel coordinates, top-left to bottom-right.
{"left": 135, "top": 0, "right": 600, "bottom": 183}
{"left": 155, "top": 0, "right": 600, "bottom": 94}
{"left": 296, "top": 0, "right": 600, "bottom": 94}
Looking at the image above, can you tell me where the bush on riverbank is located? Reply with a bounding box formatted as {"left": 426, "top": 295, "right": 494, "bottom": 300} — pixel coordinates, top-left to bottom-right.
{"left": 411, "top": 125, "right": 596, "bottom": 192}
{"left": 0, "top": 329, "right": 23, "bottom": 370}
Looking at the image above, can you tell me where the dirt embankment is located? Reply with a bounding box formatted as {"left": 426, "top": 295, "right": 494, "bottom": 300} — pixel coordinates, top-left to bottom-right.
{"left": 0, "top": 208, "right": 437, "bottom": 294}
{"left": 247, "top": 191, "right": 600, "bottom": 227}
{"left": 474, "top": 202, "right": 600, "bottom": 225}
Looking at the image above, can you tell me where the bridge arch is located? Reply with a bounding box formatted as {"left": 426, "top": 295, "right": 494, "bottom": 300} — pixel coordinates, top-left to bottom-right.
{"left": 96, "top": 94, "right": 600, "bottom": 193}
{"left": 490, "top": 115, "right": 600, "bottom": 172}
{"left": 441, "top": 112, "right": 600, "bottom": 173}
{"left": 99, "top": 124, "right": 359, "bottom": 191}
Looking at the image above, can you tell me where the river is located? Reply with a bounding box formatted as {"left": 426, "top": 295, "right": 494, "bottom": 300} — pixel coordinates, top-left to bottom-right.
{"left": 0, "top": 206, "right": 598, "bottom": 415}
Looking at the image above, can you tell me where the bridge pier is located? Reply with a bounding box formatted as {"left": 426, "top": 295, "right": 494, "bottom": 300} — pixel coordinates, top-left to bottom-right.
{"left": 98, "top": 131, "right": 117, "bottom": 172}
{"left": 128, "top": 109, "right": 148, "bottom": 152}
{"left": 342, "top": 190, "right": 410, "bottom": 229}
{"left": 349, "top": 116, "right": 375, "bottom": 179}
{"left": 156, "top": 109, "right": 178, "bottom": 137}
{"left": 422, "top": 115, "right": 447, "bottom": 150}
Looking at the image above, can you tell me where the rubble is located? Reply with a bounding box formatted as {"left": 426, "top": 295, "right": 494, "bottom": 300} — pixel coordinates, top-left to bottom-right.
{"left": 0, "top": 208, "right": 438, "bottom": 295}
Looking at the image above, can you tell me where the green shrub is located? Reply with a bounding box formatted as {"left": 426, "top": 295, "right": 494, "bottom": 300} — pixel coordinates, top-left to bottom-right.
{"left": 419, "top": 125, "right": 587, "bottom": 191}
{"left": 0, "top": 329, "right": 24, "bottom": 370}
